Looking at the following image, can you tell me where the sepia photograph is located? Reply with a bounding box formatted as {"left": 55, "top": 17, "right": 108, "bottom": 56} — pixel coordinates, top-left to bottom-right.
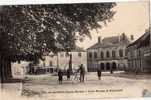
{"left": 0, "top": 0, "right": 151, "bottom": 100}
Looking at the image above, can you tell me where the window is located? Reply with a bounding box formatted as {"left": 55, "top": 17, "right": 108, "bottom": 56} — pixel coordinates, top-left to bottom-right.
{"left": 106, "top": 51, "right": 110, "bottom": 58}
{"left": 119, "top": 49, "right": 123, "bottom": 57}
{"left": 112, "top": 50, "right": 116, "bottom": 58}
{"left": 89, "top": 52, "right": 92, "bottom": 58}
{"left": 100, "top": 51, "right": 104, "bottom": 58}
{"left": 94, "top": 52, "right": 97, "bottom": 58}
{"left": 78, "top": 52, "right": 82, "bottom": 57}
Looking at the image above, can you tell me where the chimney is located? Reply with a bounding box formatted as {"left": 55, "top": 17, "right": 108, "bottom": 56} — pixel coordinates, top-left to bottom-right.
{"left": 98, "top": 36, "right": 102, "bottom": 43}
{"left": 121, "top": 33, "right": 126, "bottom": 41}
{"left": 130, "top": 35, "right": 134, "bottom": 41}
{"left": 145, "top": 29, "right": 149, "bottom": 33}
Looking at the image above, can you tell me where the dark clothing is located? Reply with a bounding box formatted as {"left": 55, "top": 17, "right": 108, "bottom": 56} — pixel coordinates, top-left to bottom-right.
{"left": 79, "top": 66, "right": 85, "bottom": 75}
{"left": 59, "top": 75, "right": 63, "bottom": 81}
{"left": 80, "top": 74, "right": 85, "bottom": 82}
{"left": 79, "top": 65, "right": 85, "bottom": 82}
{"left": 58, "top": 70, "right": 63, "bottom": 84}
{"left": 97, "top": 70, "right": 102, "bottom": 77}
{"left": 97, "top": 69, "right": 102, "bottom": 80}
{"left": 110, "top": 68, "right": 113, "bottom": 74}
{"left": 67, "top": 69, "right": 70, "bottom": 80}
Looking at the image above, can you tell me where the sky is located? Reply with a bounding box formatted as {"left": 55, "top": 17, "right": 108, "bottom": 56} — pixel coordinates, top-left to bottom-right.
{"left": 77, "top": 0, "right": 150, "bottom": 49}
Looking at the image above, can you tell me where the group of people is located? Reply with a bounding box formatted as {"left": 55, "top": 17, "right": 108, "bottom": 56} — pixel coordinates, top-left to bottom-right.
{"left": 58, "top": 64, "right": 113, "bottom": 84}
{"left": 58, "top": 64, "right": 85, "bottom": 84}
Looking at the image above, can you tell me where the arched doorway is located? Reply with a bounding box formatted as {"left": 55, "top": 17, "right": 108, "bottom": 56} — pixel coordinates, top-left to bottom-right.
{"left": 100, "top": 63, "right": 105, "bottom": 71}
{"left": 112, "top": 62, "right": 117, "bottom": 70}
{"left": 106, "top": 63, "right": 110, "bottom": 71}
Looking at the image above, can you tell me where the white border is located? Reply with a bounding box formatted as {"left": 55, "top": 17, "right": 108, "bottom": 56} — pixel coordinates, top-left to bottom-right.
{"left": 0, "top": 0, "right": 144, "bottom": 5}
{"left": 0, "top": 0, "right": 150, "bottom": 100}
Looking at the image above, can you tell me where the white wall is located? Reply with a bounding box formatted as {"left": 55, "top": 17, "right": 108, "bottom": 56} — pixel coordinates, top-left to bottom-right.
{"left": 11, "top": 61, "right": 29, "bottom": 79}
{"left": 39, "top": 51, "right": 87, "bottom": 71}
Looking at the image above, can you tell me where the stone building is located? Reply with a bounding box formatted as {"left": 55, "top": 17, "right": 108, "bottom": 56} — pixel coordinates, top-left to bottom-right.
{"left": 39, "top": 47, "right": 87, "bottom": 72}
{"left": 87, "top": 33, "right": 132, "bottom": 72}
{"left": 127, "top": 29, "right": 151, "bottom": 73}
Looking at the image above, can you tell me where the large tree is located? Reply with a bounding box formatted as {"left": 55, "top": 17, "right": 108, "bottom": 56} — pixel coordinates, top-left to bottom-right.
{"left": 0, "top": 3, "right": 116, "bottom": 82}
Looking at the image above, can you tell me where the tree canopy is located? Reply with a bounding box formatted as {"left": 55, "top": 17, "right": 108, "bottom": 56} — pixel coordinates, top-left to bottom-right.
{"left": 0, "top": 3, "right": 116, "bottom": 61}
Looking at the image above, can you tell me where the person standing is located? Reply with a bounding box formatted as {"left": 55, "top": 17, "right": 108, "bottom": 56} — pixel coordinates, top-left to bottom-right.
{"left": 79, "top": 64, "right": 85, "bottom": 82}
{"left": 66, "top": 68, "right": 70, "bottom": 80}
{"left": 97, "top": 67, "right": 102, "bottom": 80}
{"left": 58, "top": 69, "right": 63, "bottom": 84}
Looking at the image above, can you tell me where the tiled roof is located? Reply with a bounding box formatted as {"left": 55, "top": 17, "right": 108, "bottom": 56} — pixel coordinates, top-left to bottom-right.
{"left": 127, "top": 30, "right": 150, "bottom": 48}
{"left": 87, "top": 42, "right": 122, "bottom": 50}
{"left": 71, "top": 46, "right": 86, "bottom": 52}
{"left": 102, "top": 36, "right": 119, "bottom": 44}
{"left": 87, "top": 35, "right": 129, "bottom": 50}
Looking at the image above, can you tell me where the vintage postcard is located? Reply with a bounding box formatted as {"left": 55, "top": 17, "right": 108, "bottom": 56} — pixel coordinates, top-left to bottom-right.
{"left": 0, "top": 0, "right": 151, "bottom": 100}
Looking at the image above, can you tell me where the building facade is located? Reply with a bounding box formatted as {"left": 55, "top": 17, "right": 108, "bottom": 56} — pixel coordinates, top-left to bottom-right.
{"left": 127, "top": 29, "right": 151, "bottom": 73}
{"left": 39, "top": 47, "right": 87, "bottom": 72}
{"left": 87, "top": 33, "right": 132, "bottom": 72}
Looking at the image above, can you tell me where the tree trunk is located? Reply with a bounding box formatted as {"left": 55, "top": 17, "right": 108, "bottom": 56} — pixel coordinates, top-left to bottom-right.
{"left": 0, "top": 54, "right": 2, "bottom": 83}
{"left": 1, "top": 55, "right": 12, "bottom": 83}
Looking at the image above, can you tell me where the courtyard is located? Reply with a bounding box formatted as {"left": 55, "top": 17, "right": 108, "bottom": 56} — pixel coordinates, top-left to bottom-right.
{"left": 18, "top": 72, "right": 151, "bottom": 99}
{"left": 1, "top": 72, "right": 151, "bottom": 100}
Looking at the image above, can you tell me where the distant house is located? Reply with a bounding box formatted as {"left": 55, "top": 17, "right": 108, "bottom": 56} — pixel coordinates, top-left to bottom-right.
{"left": 39, "top": 46, "right": 87, "bottom": 72}
{"left": 87, "top": 33, "right": 133, "bottom": 72}
{"left": 11, "top": 61, "right": 29, "bottom": 78}
{"left": 127, "top": 29, "right": 151, "bottom": 73}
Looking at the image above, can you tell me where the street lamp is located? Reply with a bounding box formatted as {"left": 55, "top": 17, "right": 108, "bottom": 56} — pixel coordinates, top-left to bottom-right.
{"left": 69, "top": 53, "right": 72, "bottom": 72}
